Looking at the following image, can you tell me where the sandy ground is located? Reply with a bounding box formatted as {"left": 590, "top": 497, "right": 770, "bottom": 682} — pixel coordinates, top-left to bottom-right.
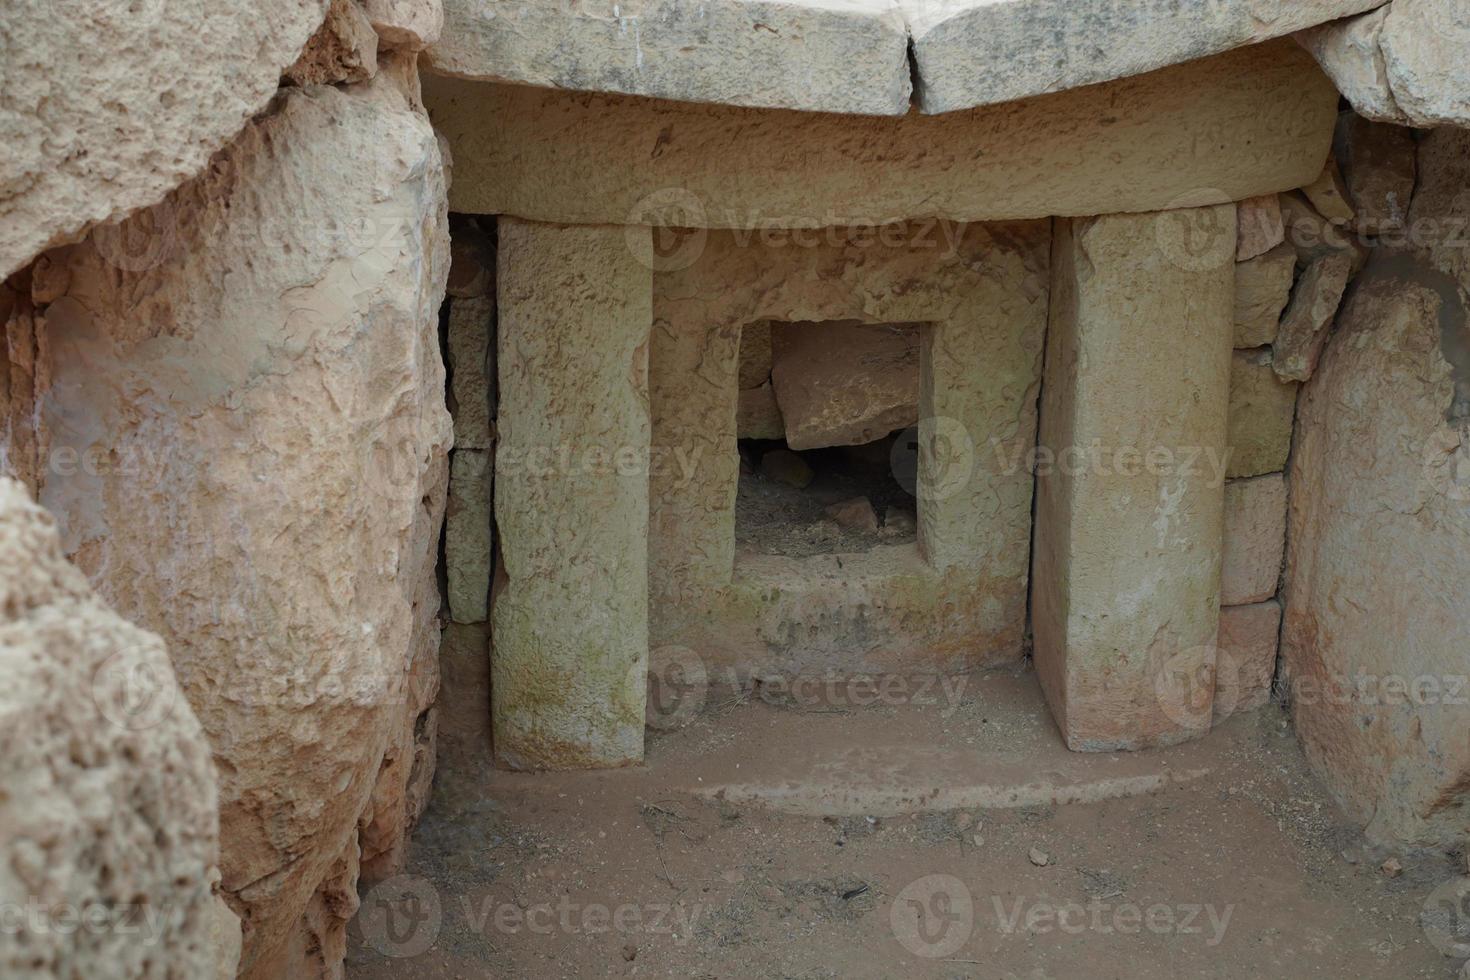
{"left": 347, "top": 668, "right": 1468, "bottom": 979}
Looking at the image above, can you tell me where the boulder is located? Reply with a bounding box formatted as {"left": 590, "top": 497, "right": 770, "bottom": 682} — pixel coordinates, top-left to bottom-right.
{"left": 0, "top": 0, "right": 331, "bottom": 278}
{"left": 20, "top": 69, "right": 451, "bottom": 978}
{"left": 286, "top": 0, "right": 379, "bottom": 86}
{"left": 0, "top": 479, "right": 232, "bottom": 979}
{"left": 1228, "top": 350, "right": 1301, "bottom": 479}
{"left": 1297, "top": 7, "right": 1408, "bottom": 123}
{"left": 826, "top": 497, "right": 879, "bottom": 533}
{"left": 1235, "top": 243, "right": 1297, "bottom": 348}
{"left": 359, "top": 0, "right": 442, "bottom": 49}
{"left": 771, "top": 321, "right": 920, "bottom": 451}
{"left": 1335, "top": 113, "right": 1417, "bottom": 238}
{"left": 1274, "top": 252, "right": 1354, "bottom": 382}
{"left": 1222, "top": 474, "right": 1287, "bottom": 605}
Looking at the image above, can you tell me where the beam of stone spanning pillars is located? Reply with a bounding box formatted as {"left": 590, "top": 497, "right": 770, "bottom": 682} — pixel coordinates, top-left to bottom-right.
{"left": 492, "top": 218, "right": 652, "bottom": 770}
{"left": 1032, "top": 207, "right": 1235, "bottom": 752}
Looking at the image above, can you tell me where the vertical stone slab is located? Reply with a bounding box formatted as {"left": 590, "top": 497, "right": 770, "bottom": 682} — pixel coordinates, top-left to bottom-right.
{"left": 494, "top": 218, "right": 650, "bottom": 769}
{"left": 1033, "top": 208, "right": 1234, "bottom": 751}
{"left": 446, "top": 449, "right": 491, "bottom": 622}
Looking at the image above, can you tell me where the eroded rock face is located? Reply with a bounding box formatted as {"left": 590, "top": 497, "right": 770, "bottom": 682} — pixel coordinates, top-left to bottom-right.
{"left": 771, "top": 321, "right": 921, "bottom": 451}
{"left": 14, "top": 69, "right": 451, "bottom": 977}
{"left": 0, "top": 0, "right": 330, "bottom": 279}
{"left": 1282, "top": 129, "right": 1470, "bottom": 848}
{"left": 0, "top": 478, "right": 232, "bottom": 979}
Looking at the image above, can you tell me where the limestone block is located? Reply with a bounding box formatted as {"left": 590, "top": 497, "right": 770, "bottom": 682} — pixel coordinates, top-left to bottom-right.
{"left": 428, "top": 42, "right": 1338, "bottom": 228}
{"left": 438, "top": 622, "right": 491, "bottom": 772}
{"left": 1297, "top": 8, "right": 1408, "bottom": 123}
{"left": 0, "top": 479, "right": 226, "bottom": 979}
{"left": 908, "top": 0, "right": 1386, "bottom": 113}
{"left": 429, "top": 0, "right": 911, "bottom": 115}
{"left": 739, "top": 320, "right": 774, "bottom": 390}
{"left": 772, "top": 321, "right": 921, "bottom": 451}
{"left": 446, "top": 450, "right": 492, "bottom": 624}
{"left": 1336, "top": 113, "right": 1417, "bottom": 237}
{"left": 738, "top": 382, "right": 785, "bottom": 440}
{"left": 1228, "top": 350, "right": 1301, "bottom": 479}
{"left": 1380, "top": 0, "right": 1470, "bottom": 127}
{"left": 28, "top": 75, "right": 451, "bottom": 979}
{"left": 1214, "top": 599, "right": 1282, "bottom": 722}
{"left": 1237, "top": 194, "right": 1286, "bottom": 262}
{"left": 360, "top": 0, "right": 442, "bottom": 49}
{"left": 1222, "top": 473, "right": 1287, "bottom": 605}
{"left": 494, "top": 218, "right": 650, "bottom": 770}
{"left": 448, "top": 295, "right": 494, "bottom": 450}
{"left": 1274, "top": 252, "right": 1353, "bottom": 382}
{"left": 1301, "top": 158, "right": 1356, "bottom": 225}
{"left": 0, "top": 0, "right": 331, "bottom": 279}
{"left": 1235, "top": 243, "right": 1297, "bottom": 349}
{"left": 287, "top": 0, "right": 379, "bottom": 86}
{"left": 1283, "top": 247, "right": 1470, "bottom": 848}
{"left": 1032, "top": 208, "right": 1234, "bottom": 752}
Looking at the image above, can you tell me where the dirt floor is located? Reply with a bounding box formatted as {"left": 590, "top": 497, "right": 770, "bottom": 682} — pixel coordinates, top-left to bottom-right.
{"left": 347, "top": 667, "right": 1469, "bottom": 979}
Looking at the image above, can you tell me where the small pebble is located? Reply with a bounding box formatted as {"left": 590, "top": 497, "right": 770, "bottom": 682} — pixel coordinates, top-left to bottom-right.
{"left": 1380, "top": 857, "right": 1403, "bottom": 878}
{"left": 1029, "top": 847, "right": 1050, "bottom": 867}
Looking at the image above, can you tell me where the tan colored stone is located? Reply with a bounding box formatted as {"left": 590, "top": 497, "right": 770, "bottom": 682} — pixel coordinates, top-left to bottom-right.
{"left": 1301, "top": 157, "right": 1356, "bottom": 225}
{"left": 0, "top": 0, "right": 331, "bottom": 279}
{"left": 739, "top": 320, "right": 774, "bottom": 390}
{"left": 428, "top": 42, "right": 1338, "bottom": 228}
{"left": 1032, "top": 208, "right": 1234, "bottom": 752}
{"left": 1228, "top": 350, "right": 1300, "bottom": 479}
{"left": 448, "top": 295, "right": 494, "bottom": 450}
{"left": 1380, "top": 0, "right": 1470, "bottom": 128}
{"left": 1236, "top": 194, "right": 1286, "bottom": 262}
{"left": 438, "top": 622, "right": 491, "bottom": 771}
{"left": 287, "top": 0, "right": 379, "bottom": 86}
{"left": 1214, "top": 599, "right": 1281, "bottom": 721}
{"left": 1274, "top": 252, "right": 1353, "bottom": 382}
{"left": 494, "top": 218, "right": 649, "bottom": 770}
{"left": 429, "top": 0, "right": 910, "bottom": 115}
{"left": 1222, "top": 473, "right": 1287, "bottom": 605}
{"left": 1280, "top": 192, "right": 1371, "bottom": 271}
{"left": 1336, "top": 113, "right": 1417, "bottom": 237}
{"left": 650, "top": 221, "right": 1049, "bottom": 672}
{"left": 446, "top": 450, "right": 491, "bottom": 624}
{"left": 1297, "top": 7, "right": 1407, "bottom": 124}
{"left": 360, "top": 0, "right": 442, "bottom": 49}
{"left": 827, "top": 497, "right": 879, "bottom": 532}
{"left": 0, "top": 479, "right": 226, "bottom": 979}
{"left": 1235, "top": 243, "right": 1298, "bottom": 349}
{"left": 26, "top": 74, "right": 451, "bottom": 979}
{"left": 908, "top": 0, "right": 1386, "bottom": 114}
{"left": 447, "top": 213, "right": 495, "bottom": 298}
{"left": 1283, "top": 249, "right": 1470, "bottom": 847}
{"left": 772, "top": 321, "right": 920, "bottom": 451}
{"left": 738, "top": 382, "right": 785, "bottom": 440}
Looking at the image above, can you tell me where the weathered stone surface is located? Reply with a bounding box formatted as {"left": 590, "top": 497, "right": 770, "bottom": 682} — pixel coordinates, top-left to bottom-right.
{"left": 908, "top": 0, "right": 1385, "bottom": 113}
{"left": 1275, "top": 252, "right": 1353, "bottom": 382}
{"left": 0, "top": 478, "right": 229, "bottom": 979}
{"left": 494, "top": 218, "right": 649, "bottom": 770}
{"left": 1280, "top": 192, "right": 1371, "bottom": 271}
{"left": 1336, "top": 113, "right": 1417, "bottom": 237}
{"left": 446, "top": 450, "right": 491, "bottom": 624}
{"left": 1033, "top": 208, "right": 1233, "bottom": 752}
{"left": 1237, "top": 194, "right": 1286, "bottom": 262}
{"left": 1297, "top": 7, "right": 1408, "bottom": 123}
{"left": 428, "top": 42, "right": 1338, "bottom": 227}
{"left": 1214, "top": 599, "right": 1281, "bottom": 722}
{"left": 448, "top": 295, "right": 494, "bottom": 450}
{"left": 360, "top": 0, "right": 442, "bottom": 49}
{"left": 772, "top": 321, "right": 920, "bottom": 451}
{"left": 437, "top": 622, "right": 491, "bottom": 771}
{"left": 739, "top": 320, "right": 774, "bottom": 391}
{"left": 737, "top": 382, "right": 785, "bottom": 440}
{"left": 22, "top": 74, "right": 451, "bottom": 978}
{"left": 0, "top": 0, "right": 330, "bottom": 279}
{"left": 1235, "top": 243, "right": 1297, "bottom": 348}
{"left": 1283, "top": 248, "right": 1470, "bottom": 847}
{"left": 447, "top": 214, "right": 495, "bottom": 298}
{"left": 650, "top": 221, "right": 1049, "bottom": 674}
{"left": 287, "top": 0, "right": 379, "bottom": 86}
{"left": 429, "top": 0, "right": 910, "bottom": 115}
{"left": 1228, "top": 350, "right": 1301, "bottom": 479}
{"left": 1301, "top": 157, "right": 1356, "bottom": 225}
{"left": 1222, "top": 473, "right": 1287, "bottom": 605}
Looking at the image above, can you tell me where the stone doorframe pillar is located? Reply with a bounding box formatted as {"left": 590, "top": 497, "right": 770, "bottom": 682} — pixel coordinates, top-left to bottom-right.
{"left": 492, "top": 218, "right": 652, "bottom": 769}
{"left": 1032, "top": 207, "right": 1236, "bottom": 751}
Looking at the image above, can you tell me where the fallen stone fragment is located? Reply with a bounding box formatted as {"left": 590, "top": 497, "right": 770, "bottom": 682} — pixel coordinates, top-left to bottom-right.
{"left": 1237, "top": 194, "right": 1286, "bottom": 261}
{"left": 1279, "top": 192, "right": 1370, "bottom": 272}
{"left": 1381, "top": 857, "right": 1403, "bottom": 878}
{"left": 1234, "top": 243, "right": 1297, "bottom": 348}
{"left": 1274, "top": 252, "right": 1353, "bottom": 382}
{"left": 1028, "top": 847, "right": 1050, "bottom": 867}
{"left": 1300, "top": 157, "right": 1355, "bottom": 225}
{"left": 771, "top": 320, "right": 920, "bottom": 451}
{"left": 760, "top": 449, "right": 813, "bottom": 490}
{"left": 826, "top": 497, "right": 878, "bottom": 533}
